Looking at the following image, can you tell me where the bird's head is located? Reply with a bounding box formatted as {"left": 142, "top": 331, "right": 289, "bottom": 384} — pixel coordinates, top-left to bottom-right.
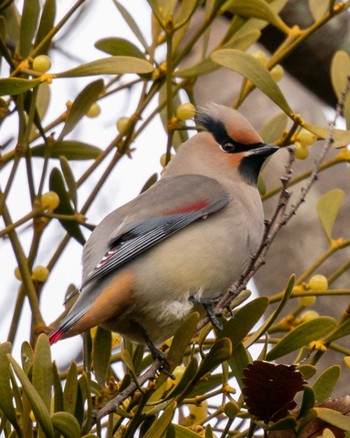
{"left": 195, "top": 103, "right": 279, "bottom": 185}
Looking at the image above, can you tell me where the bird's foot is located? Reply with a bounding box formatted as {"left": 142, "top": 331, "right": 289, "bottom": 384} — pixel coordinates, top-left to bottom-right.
{"left": 189, "top": 295, "right": 223, "bottom": 330}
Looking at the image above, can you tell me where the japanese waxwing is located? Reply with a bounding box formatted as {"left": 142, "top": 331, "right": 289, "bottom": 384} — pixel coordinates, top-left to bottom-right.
{"left": 49, "top": 103, "right": 278, "bottom": 351}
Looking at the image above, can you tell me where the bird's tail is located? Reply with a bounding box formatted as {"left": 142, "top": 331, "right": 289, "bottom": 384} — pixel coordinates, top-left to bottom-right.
{"left": 48, "top": 310, "right": 86, "bottom": 344}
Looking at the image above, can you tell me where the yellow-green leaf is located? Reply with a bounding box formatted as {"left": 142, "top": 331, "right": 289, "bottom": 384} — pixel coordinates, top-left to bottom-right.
{"left": 298, "top": 364, "right": 317, "bottom": 380}
{"left": 59, "top": 156, "right": 77, "bottom": 209}
{"left": 170, "top": 424, "right": 203, "bottom": 437}
{"left": 312, "top": 407, "right": 350, "bottom": 431}
{"left": 63, "top": 361, "right": 78, "bottom": 415}
{"left": 211, "top": 49, "right": 292, "bottom": 114}
{"left": 298, "top": 386, "right": 315, "bottom": 419}
{"left": 303, "top": 121, "right": 350, "bottom": 148}
{"left": 312, "top": 365, "right": 341, "bottom": 404}
{"left": 92, "top": 327, "right": 112, "bottom": 387}
{"left": 113, "top": 0, "right": 149, "bottom": 51}
{"left": 19, "top": 0, "right": 40, "bottom": 57}
{"left": 266, "top": 317, "right": 337, "bottom": 361}
{"left": 316, "top": 188, "right": 344, "bottom": 242}
{"left": 219, "top": 296, "right": 269, "bottom": 351}
{"left": 58, "top": 79, "right": 104, "bottom": 140}
{"left": 0, "top": 343, "right": 21, "bottom": 435}
{"left": 49, "top": 167, "right": 85, "bottom": 245}
{"left": 95, "top": 37, "right": 145, "bottom": 58}
{"left": 53, "top": 361, "right": 64, "bottom": 412}
{"left": 193, "top": 338, "right": 232, "bottom": 385}
{"left": 228, "top": 342, "right": 250, "bottom": 389}
{"left": 51, "top": 412, "right": 80, "bottom": 438}
{"left": 21, "top": 341, "right": 33, "bottom": 374}
{"left": 55, "top": 56, "right": 153, "bottom": 78}
{"left": 34, "top": 0, "right": 56, "bottom": 54}
{"left": 7, "top": 353, "right": 54, "bottom": 438}
{"left": 32, "top": 140, "right": 102, "bottom": 160}
{"left": 325, "top": 318, "right": 350, "bottom": 344}
{"left": 0, "top": 77, "right": 41, "bottom": 96}
{"left": 330, "top": 50, "right": 350, "bottom": 129}
{"left": 32, "top": 334, "right": 53, "bottom": 411}
{"left": 259, "top": 112, "right": 288, "bottom": 144}
{"left": 144, "top": 401, "right": 176, "bottom": 438}
{"left": 309, "top": 0, "right": 328, "bottom": 21}
{"left": 224, "top": 0, "right": 290, "bottom": 34}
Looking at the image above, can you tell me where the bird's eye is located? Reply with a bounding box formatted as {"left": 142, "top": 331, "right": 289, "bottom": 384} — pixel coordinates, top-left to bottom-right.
{"left": 221, "top": 141, "right": 236, "bottom": 153}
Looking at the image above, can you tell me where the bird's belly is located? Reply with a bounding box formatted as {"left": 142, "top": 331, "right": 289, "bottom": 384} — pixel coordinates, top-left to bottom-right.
{"left": 112, "top": 210, "right": 263, "bottom": 344}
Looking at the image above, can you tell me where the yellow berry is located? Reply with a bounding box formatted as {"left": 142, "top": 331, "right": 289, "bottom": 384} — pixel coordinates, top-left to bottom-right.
{"left": 32, "top": 55, "right": 51, "bottom": 73}
{"left": 252, "top": 50, "right": 268, "bottom": 66}
{"left": 300, "top": 310, "right": 319, "bottom": 323}
{"left": 294, "top": 141, "right": 309, "bottom": 160}
{"left": 299, "top": 295, "right": 316, "bottom": 307}
{"left": 111, "top": 332, "right": 121, "bottom": 348}
{"left": 160, "top": 152, "right": 174, "bottom": 167}
{"left": 116, "top": 117, "right": 130, "bottom": 135}
{"left": 86, "top": 103, "right": 101, "bottom": 118}
{"left": 176, "top": 103, "right": 196, "bottom": 121}
{"left": 270, "top": 64, "right": 284, "bottom": 81}
{"left": 344, "top": 356, "right": 350, "bottom": 370}
{"left": 14, "top": 267, "right": 22, "bottom": 281}
{"left": 32, "top": 265, "right": 49, "bottom": 282}
{"left": 309, "top": 274, "right": 328, "bottom": 291}
{"left": 188, "top": 400, "right": 208, "bottom": 423}
{"left": 41, "top": 191, "right": 60, "bottom": 210}
{"left": 165, "top": 365, "right": 186, "bottom": 390}
{"left": 298, "top": 128, "right": 317, "bottom": 146}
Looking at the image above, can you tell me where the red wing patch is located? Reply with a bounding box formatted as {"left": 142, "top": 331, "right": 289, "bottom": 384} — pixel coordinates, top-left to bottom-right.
{"left": 162, "top": 199, "right": 209, "bottom": 215}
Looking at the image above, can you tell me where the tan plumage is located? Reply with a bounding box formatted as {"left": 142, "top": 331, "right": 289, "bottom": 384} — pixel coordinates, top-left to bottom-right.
{"left": 49, "top": 103, "right": 278, "bottom": 347}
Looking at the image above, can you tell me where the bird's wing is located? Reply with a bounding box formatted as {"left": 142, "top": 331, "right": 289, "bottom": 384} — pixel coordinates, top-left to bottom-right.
{"left": 81, "top": 175, "right": 229, "bottom": 289}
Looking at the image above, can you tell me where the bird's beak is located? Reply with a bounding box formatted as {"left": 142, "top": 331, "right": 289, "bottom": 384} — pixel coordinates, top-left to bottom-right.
{"left": 245, "top": 143, "right": 279, "bottom": 158}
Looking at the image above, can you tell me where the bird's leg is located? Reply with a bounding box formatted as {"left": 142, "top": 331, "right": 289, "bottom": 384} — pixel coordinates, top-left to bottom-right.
{"left": 132, "top": 320, "right": 175, "bottom": 379}
{"left": 189, "top": 295, "right": 223, "bottom": 330}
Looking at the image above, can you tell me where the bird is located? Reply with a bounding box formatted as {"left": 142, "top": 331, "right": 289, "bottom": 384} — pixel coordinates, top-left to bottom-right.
{"left": 49, "top": 103, "right": 278, "bottom": 356}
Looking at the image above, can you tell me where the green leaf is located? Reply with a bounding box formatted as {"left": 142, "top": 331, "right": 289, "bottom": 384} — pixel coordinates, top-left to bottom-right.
{"left": 49, "top": 167, "right": 86, "bottom": 245}
{"left": 34, "top": 0, "right": 56, "bottom": 54}
{"left": 211, "top": 49, "right": 292, "bottom": 114}
{"left": 92, "top": 327, "right": 112, "bottom": 387}
{"left": 228, "top": 342, "right": 250, "bottom": 389}
{"left": 316, "top": 188, "right": 344, "bottom": 242}
{"left": 298, "top": 386, "right": 315, "bottom": 419}
{"left": 225, "top": 0, "right": 290, "bottom": 34}
{"left": 313, "top": 407, "right": 350, "bottom": 431}
{"left": 266, "top": 317, "right": 337, "bottom": 361}
{"left": 309, "top": 0, "right": 328, "bottom": 21}
{"left": 113, "top": 0, "right": 149, "bottom": 51}
{"left": 298, "top": 364, "right": 317, "bottom": 380}
{"left": 302, "top": 121, "right": 350, "bottom": 148}
{"left": 32, "top": 334, "right": 53, "bottom": 411}
{"left": 173, "top": 0, "right": 198, "bottom": 30}
{"left": 162, "top": 359, "right": 198, "bottom": 401}
{"left": 331, "top": 50, "right": 350, "bottom": 129}
{"left": 0, "top": 77, "right": 41, "bottom": 96}
{"left": 59, "top": 156, "right": 77, "bottom": 209}
{"left": 79, "top": 372, "right": 93, "bottom": 435}
{"left": 245, "top": 275, "right": 294, "bottom": 349}
{"left": 95, "top": 37, "right": 145, "bottom": 58}
{"left": 193, "top": 338, "right": 232, "bottom": 385}
{"left": 170, "top": 424, "right": 202, "bottom": 437}
{"left": 51, "top": 412, "right": 81, "bottom": 438}
{"left": 219, "top": 296, "right": 269, "bottom": 351}
{"left": 52, "top": 361, "right": 64, "bottom": 412}
{"left": 166, "top": 312, "right": 200, "bottom": 371}
{"left": 7, "top": 353, "right": 54, "bottom": 438}
{"left": 58, "top": 79, "right": 104, "bottom": 140}
{"left": 21, "top": 341, "right": 33, "bottom": 374}
{"left": 269, "top": 416, "right": 298, "bottom": 431}
{"left": 144, "top": 401, "right": 176, "bottom": 438}
{"left": 312, "top": 365, "right": 341, "bottom": 404}
{"left": 63, "top": 361, "right": 78, "bottom": 415}
{"left": 19, "top": 0, "right": 40, "bottom": 57}
{"left": 55, "top": 56, "right": 153, "bottom": 78}
{"left": 325, "top": 317, "right": 350, "bottom": 344}
{"left": 0, "top": 343, "right": 21, "bottom": 435}
{"left": 32, "top": 140, "right": 102, "bottom": 160}
{"left": 259, "top": 112, "right": 288, "bottom": 144}
{"left": 140, "top": 173, "right": 158, "bottom": 193}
